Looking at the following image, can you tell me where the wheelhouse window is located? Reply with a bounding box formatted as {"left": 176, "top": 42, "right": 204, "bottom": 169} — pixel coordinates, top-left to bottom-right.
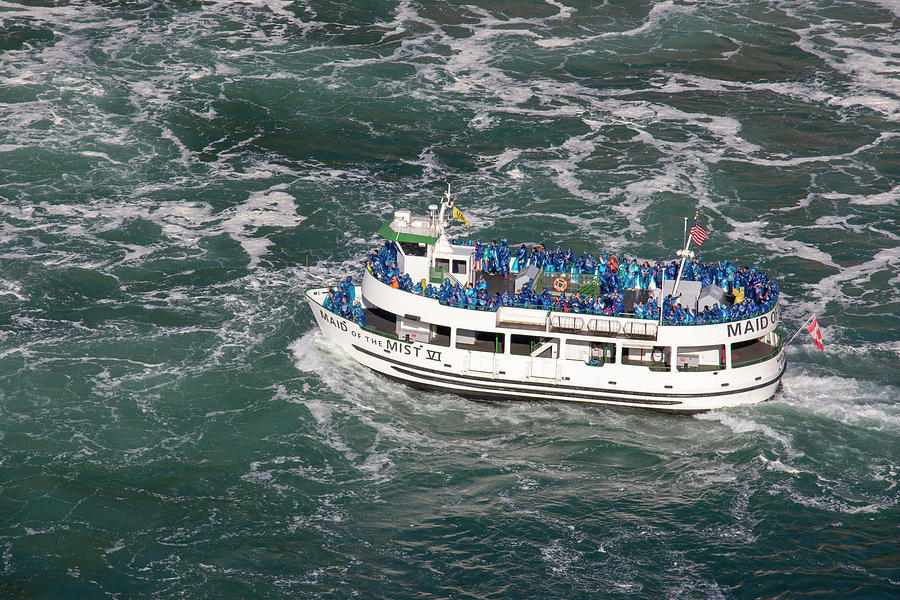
{"left": 435, "top": 258, "right": 450, "bottom": 273}
{"left": 399, "top": 241, "right": 427, "bottom": 257}
{"left": 452, "top": 259, "right": 467, "bottom": 275}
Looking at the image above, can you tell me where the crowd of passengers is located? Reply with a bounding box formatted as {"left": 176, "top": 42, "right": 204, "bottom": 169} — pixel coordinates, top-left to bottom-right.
{"left": 322, "top": 275, "right": 367, "bottom": 326}
{"left": 340, "top": 240, "right": 779, "bottom": 325}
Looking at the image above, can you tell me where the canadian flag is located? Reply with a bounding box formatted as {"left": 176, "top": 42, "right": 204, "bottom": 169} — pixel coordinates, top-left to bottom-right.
{"left": 806, "top": 316, "right": 824, "bottom": 350}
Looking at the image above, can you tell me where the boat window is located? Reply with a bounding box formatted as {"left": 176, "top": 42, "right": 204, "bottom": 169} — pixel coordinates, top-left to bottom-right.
{"left": 622, "top": 345, "right": 670, "bottom": 371}
{"left": 731, "top": 338, "right": 778, "bottom": 368}
{"left": 677, "top": 345, "right": 725, "bottom": 371}
{"left": 510, "top": 334, "right": 558, "bottom": 358}
{"left": 430, "top": 324, "right": 451, "bottom": 347}
{"left": 434, "top": 258, "right": 450, "bottom": 275}
{"left": 566, "top": 339, "right": 615, "bottom": 365}
{"left": 592, "top": 342, "right": 616, "bottom": 365}
{"left": 399, "top": 241, "right": 427, "bottom": 257}
{"left": 456, "top": 329, "right": 504, "bottom": 353}
{"left": 362, "top": 306, "right": 397, "bottom": 338}
{"left": 452, "top": 259, "right": 467, "bottom": 275}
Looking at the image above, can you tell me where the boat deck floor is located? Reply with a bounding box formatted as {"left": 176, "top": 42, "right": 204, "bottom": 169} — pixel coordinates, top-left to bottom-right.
{"left": 482, "top": 273, "right": 516, "bottom": 296}
{"left": 731, "top": 339, "right": 778, "bottom": 365}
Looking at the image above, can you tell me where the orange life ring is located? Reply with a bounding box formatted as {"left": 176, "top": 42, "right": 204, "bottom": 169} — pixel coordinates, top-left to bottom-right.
{"left": 553, "top": 277, "right": 567, "bottom": 292}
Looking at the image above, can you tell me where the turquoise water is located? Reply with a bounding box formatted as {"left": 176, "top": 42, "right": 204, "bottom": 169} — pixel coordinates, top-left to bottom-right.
{"left": 1, "top": 1, "right": 898, "bottom": 597}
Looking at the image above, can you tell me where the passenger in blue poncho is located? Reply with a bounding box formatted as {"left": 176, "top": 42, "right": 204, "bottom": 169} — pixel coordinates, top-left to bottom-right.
{"left": 340, "top": 275, "right": 355, "bottom": 303}
{"left": 513, "top": 244, "right": 528, "bottom": 272}
{"left": 634, "top": 301, "right": 647, "bottom": 319}
{"left": 323, "top": 287, "right": 338, "bottom": 312}
{"left": 638, "top": 262, "right": 651, "bottom": 290}
{"left": 338, "top": 295, "right": 351, "bottom": 319}
{"left": 498, "top": 240, "right": 511, "bottom": 277}
{"left": 552, "top": 251, "right": 565, "bottom": 274}
{"left": 647, "top": 298, "right": 659, "bottom": 319}
{"left": 482, "top": 241, "right": 495, "bottom": 273}
{"left": 351, "top": 301, "right": 366, "bottom": 326}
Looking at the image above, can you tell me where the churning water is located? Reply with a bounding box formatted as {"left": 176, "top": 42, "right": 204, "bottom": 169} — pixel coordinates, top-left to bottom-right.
{"left": 0, "top": 1, "right": 897, "bottom": 598}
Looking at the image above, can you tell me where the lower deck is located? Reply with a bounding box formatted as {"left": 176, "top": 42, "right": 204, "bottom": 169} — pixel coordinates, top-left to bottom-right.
{"left": 362, "top": 304, "right": 781, "bottom": 373}
{"left": 308, "top": 286, "right": 785, "bottom": 412}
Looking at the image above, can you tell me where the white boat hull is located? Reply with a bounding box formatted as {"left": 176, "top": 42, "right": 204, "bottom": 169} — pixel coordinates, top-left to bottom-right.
{"left": 306, "top": 287, "right": 786, "bottom": 414}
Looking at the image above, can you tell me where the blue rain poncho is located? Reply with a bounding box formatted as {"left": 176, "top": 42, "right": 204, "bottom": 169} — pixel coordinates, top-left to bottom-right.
{"left": 352, "top": 301, "right": 366, "bottom": 326}
{"left": 513, "top": 245, "right": 528, "bottom": 272}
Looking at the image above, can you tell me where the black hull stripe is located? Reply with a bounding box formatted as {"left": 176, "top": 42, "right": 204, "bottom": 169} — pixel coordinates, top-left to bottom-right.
{"left": 389, "top": 364, "right": 681, "bottom": 406}
{"left": 351, "top": 344, "right": 786, "bottom": 400}
{"left": 376, "top": 370, "right": 720, "bottom": 414}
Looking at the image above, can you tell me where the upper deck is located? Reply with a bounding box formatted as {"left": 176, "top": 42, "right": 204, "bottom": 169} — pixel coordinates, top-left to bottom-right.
{"left": 360, "top": 268, "right": 779, "bottom": 346}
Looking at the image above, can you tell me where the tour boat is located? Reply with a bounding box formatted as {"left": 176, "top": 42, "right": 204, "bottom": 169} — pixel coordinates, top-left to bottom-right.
{"left": 306, "top": 191, "right": 785, "bottom": 413}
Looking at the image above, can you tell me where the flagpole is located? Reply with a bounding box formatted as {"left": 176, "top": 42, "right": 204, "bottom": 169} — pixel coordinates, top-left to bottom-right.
{"left": 784, "top": 314, "right": 815, "bottom": 347}
{"left": 658, "top": 268, "right": 665, "bottom": 326}
{"left": 671, "top": 212, "right": 697, "bottom": 298}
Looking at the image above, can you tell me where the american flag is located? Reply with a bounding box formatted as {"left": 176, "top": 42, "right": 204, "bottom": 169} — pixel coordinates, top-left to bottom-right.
{"left": 690, "top": 220, "right": 709, "bottom": 246}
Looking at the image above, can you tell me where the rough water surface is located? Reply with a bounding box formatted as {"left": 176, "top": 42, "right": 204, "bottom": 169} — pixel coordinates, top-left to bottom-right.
{"left": 0, "top": 1, "right": 897, "bottom": 598}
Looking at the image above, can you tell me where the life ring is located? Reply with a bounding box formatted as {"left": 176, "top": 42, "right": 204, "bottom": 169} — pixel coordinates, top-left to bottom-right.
{"left": 553, "top": 277, "right": 567, "bottom": 292}
{"left": 651, "top": 347, "right": 665, "bottom": 363}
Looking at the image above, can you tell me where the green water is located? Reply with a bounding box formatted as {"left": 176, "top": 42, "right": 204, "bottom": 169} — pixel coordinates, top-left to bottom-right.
{"left": 0, "top": 1, "right": 897, "bottom": 598}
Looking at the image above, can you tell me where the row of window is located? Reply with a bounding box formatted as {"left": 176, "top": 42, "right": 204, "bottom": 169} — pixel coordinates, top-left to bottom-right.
{"left": 371, "top": 307, "right": 776, "bottom": 371}
{"left": 448, "top": 328, "right": 772, "bottom": 371}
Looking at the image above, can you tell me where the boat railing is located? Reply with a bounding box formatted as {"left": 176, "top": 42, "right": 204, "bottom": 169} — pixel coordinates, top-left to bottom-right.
{"left": 367, "top": 267, "right": 777, "bottom": 326}
{"left": 534, "top": 269, "right": 602, "bottom": 298}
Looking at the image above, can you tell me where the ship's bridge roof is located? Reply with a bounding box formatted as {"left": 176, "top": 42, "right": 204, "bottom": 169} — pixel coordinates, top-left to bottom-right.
{"left": 377, "top": 209, "right": 438, "bottom": 245}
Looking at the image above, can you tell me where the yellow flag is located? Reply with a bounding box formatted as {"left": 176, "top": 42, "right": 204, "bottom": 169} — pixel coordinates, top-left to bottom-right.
{"left": 453, "top": 206, "right": 470, "bottom": 227}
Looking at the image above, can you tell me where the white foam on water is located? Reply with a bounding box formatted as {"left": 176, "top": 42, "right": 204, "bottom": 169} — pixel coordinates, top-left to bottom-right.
{"left": 757, "top": 454, "right": 800, "bottom": 475}
{"left": 0, "top": 278, "right": 26, "bottom": 301}
{"left": 695, "top": 411, "right": 803, "bottom": 459}
{"left": 777, "top": 372, "right": 900, "bottom": 431}
{"left": 846, "top": 185, "right": 900, "bottom": 207}
{"left": 773, "top": 480, "right": 898, "bottom": 516}
{"left": 103, "top": 539, "right": 126, "bottom": 555}
{"left": 797, "top": 30, "right": 899, "bottom": 120}
{"left": 219, "top": 185, "right": 307, "bottom": 269}
{"left": 533, "top": 0, "right": 692, "bottom": 47}
{"left": 289, "top": 331, "right": 430, "bottom": 480}
{"left": 805, "top": 245, "right": 900, "bottom": 309}
{"left": 540, "top": 539, "right": 583, "bottom": 575}
{"left": 79, "top": 151, "right": 121, "bottom": 164}
{"left": 718, "top": 217, "right": 839, "bottom": 271}
{"left": 650, "top": 71, "right": 836, "bottom": 109}
{"left": 3, "top": 184, "right": 309, "bottom": 275}
{"left": 534, "top": 37, "right": 577, "bottom": 49}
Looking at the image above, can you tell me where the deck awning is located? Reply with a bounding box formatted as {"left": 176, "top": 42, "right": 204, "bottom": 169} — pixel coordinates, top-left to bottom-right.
{"left": 377, "top": 221, "right": 437, "bottom": 245}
